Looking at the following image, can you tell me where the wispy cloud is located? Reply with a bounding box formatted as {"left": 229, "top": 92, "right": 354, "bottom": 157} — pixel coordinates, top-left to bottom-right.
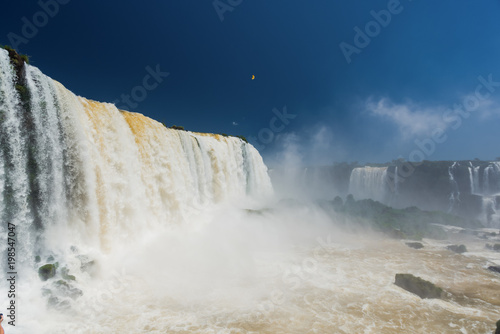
{"left": 469, "top": 97, "right": 500, "bottom": 120}
{"left": 367, "top": 96, "right": 500, "bottom": 141}
{"left": 366, "top": 98, "right": 448, "bottom": 140}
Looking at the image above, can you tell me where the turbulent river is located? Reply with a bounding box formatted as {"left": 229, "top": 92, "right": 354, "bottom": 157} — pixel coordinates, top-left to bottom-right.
{"left": 13, "top": 203, "right": 500, "bottom": 334}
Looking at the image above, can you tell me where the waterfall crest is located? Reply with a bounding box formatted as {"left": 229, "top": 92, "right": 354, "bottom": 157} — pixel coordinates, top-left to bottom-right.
{"left": 0, "top": 48, "right": 273, "bottom": 260}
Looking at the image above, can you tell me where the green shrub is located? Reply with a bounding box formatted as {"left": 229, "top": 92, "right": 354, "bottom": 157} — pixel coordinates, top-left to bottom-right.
{"left": 236, "top": 135, "right": 248, "bottom": 143}
{"left": 1, "top": 45, "right": 30, "bottom": 64}
{"left": 20, "top": 54, "right": 30, "bottom": 64}
{"left": 1, "top": 45, "right": 14, "bottom": 52}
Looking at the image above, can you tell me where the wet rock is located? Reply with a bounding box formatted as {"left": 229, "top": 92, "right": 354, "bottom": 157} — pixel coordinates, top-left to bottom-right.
{"left": 486, "top": 244, "right": 500, "bottom": 251}
{"left": 447, "top": 244, "right": 467, "bottom": 254}
{"left": 460, "top": 229, "right": 475, "bottom": 235}
{"left": 48, "top": 296, "right": 59, "bottom": 306}
{"left": 394, "top": 273, "right": 443, "bottom": 299}
{"left": 78, "top": 255, "right": 97, "bottom": 275}
{"left": 47, "top": 295, "right": 71, "bottom": 310}
{"left": 61, "top": 267, "right": 76, "bottom": 281}
{"left": 495, "top": 319, "right": 500, "bottom": 334}
{"left": 406, "top": 242, "right": 424, "bottom": 249}
{"left": 388, "top": 229, "right": 406, "bottom": 240}
{"left": 488, "top": 266, "right": 500, "bottom": 274}
{"left": 55, "top": 280, "right": 82, "bottom": 299}
{"left": 38, "top": 264, "right": 56, "bottom": 281}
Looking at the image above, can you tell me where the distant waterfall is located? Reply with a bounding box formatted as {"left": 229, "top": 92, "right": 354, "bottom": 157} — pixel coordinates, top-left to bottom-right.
{"left": 348, "top": 167, "right": 388, "bottom": 202}
{"left": 394, "top": 166, "right": 400, "bottom": 195}
{"left": 468, "top": 162, "right": 481, "bottom": 195}
{"left": 447, "top": 162, "right": 460, "bottom": 213}
{"left": 468, "top": 161, "right": 500, "bottom": 196}
{"left": 0, "top": 48, "right": 273, "bottom": 268}
{"left": 468, "top": 161, "right": 500, "bottom": 227}
{"left": 483, "top": 162, "right": 500, "bottom": 195}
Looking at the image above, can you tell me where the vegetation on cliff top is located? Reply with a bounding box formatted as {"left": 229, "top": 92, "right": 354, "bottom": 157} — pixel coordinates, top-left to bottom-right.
{"left": 1, "top": 45, "right": 30, "bottom": 65}
{"left": 161, "top": 124, "right": 248, "bottom": 143}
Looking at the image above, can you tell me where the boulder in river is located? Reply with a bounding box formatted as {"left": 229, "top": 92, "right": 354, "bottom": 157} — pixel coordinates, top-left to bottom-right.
{"left": 447, "top": 244, "right": 467, "bottom": 254}
{"left": 394, "top": 273, "right": 443, "bottom": 299}
{"left": 405, "top": 242, "right": 424, "bottom": 249}
{"left": 486, "top": 244, "right": 500, "bottom": 251}
{"left": 488, "top": 266, "right": 500, "bottom": 274}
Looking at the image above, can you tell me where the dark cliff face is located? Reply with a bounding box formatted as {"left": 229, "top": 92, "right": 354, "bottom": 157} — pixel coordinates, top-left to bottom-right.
{"left": 383, "top": 160, "right": 498, "bottom": 223}
{"left": 393, "top": 161, "right": 452, "bottom": 212}
{"left": 271, "top": 160, "right": 499, "bottom": 225}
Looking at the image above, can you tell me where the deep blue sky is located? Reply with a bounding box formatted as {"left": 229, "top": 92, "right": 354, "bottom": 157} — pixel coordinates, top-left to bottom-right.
{"left": 2, "top": 0, "right": 500, "bottom": 165}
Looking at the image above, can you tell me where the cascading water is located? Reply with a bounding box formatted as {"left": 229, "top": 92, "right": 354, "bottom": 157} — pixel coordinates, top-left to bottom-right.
{"left": 393, "top": 166, "right": 399, "bottom": 195}
{"left": 447, "top": 162, "right": 460, "bottom": 213}
{"left": 483, "top": 162, "right": 500, "bottom": 195}
{"left": 3, "top": 52, "right": 271, "bottom": 232}
{"left": 468, "top": 161, "right": 500, "bottom": 227}
{"left": 348, "top": 166, "right": 388, "bottom": 203}
{"left": 468, "top": 162, "right": 481, "bottom": 195}
{"left": 0, "top": 48, "right": 274, "bottom": 331}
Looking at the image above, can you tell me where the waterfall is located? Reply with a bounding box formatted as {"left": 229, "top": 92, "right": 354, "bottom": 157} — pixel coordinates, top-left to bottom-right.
{"left": 468, "top": 161, "right": 500, "bottom": 196}
{"left": 447, "top": 162, "right": 460, "bottom": 212}
{"left": 0, "top": 48, "right": 273, "bottom": 269}
{"left": 394, "top": 166, "right": 399, "bottom": 194}
{"left": 467, "top": 161, "right": 500, "bottom": 227}
{"left": 480, "top": 196, "right": 500, "bottom": 228}
{"left": 468, "top": 162, "right": 481, "bottom": 195}
{"left": 483, "top": 162, "right": 500, "bottom": 195}
{"left": 0, "top": 50, "right": 34, "bottom": 265}
{"left": 348, "top": 167, "right": 388, "bottom": 202}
